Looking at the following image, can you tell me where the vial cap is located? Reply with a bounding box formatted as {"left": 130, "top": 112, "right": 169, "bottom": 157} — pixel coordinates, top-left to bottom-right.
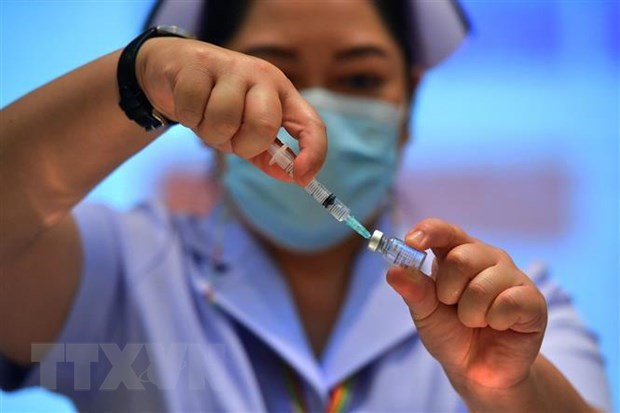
{"left": 368, "top": 230, "right": 384, "bottom": 252}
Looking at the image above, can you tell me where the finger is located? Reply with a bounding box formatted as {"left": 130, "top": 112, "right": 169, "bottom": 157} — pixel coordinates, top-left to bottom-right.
{"left": 279, "top": 87, "right": 327, "bottom": 185}
{"left": 173, "top": 70, "right": 212, "bottom": 128}
{"left": 487, "top": 284, "right": 547, "bottom": 333}
{"left": 405, "top": 218, "right": 472, "bottom": 259}
{"left": 229, "top": 84, "right": 281, "bottom": 159}
{"left": 434, "top": 242, "right": 498, "bottom": 305}
{"left": 213, "top": 141, "right": 233, "bottom": 153}
{"left": 457, "top": 266, "right": 521, "bottom": 328}
{"left": 430, "top": 257, "right": 439, "bottom": 280}
{"left": 386, "top": 266, "right": 438, "bottom": 322}
{"left": 198, "top": 77, "right": 246, "bottom": 148}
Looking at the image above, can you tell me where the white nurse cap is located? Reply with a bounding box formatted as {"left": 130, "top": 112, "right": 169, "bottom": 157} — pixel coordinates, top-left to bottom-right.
{"left": 146, "top": 0, "right": 469, "bottom": 69}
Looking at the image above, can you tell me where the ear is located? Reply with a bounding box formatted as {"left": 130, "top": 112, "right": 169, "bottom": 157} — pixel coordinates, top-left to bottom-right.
{"left": 410, "top": 66, "right": 424, "bottom": 92}
{"left": 399, "top": 66, "right": 425, "bottom": 147}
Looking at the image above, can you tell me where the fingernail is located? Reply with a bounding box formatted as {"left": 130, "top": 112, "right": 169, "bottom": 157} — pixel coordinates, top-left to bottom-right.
{"left": 408, "top": 230, "right": 425, "bottom": 246}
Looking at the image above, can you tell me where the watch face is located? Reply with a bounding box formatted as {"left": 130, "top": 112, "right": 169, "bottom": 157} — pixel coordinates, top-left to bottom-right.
{"left": 155, "top": 25, "right": 194, "bottom": 39}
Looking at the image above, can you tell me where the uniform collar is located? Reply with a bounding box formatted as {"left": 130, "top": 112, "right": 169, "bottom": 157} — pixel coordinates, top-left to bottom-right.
{"left": 183, "top": 206, "right": 417, "bottom": 399}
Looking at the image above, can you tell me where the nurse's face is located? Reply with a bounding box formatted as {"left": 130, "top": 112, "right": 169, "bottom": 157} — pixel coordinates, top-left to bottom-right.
{"left": 226, "top": 0, "right": 412, "bottom": 110}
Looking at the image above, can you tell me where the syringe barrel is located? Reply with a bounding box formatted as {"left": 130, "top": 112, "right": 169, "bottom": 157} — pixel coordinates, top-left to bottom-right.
{"left": 304, "top": 179, "right": 350, "bottom": 221}
{"left": 268, "top": 140, "right": 351, "bottom": 222}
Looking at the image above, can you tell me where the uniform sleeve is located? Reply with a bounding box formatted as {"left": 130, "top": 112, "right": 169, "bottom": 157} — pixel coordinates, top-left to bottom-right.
{"left": 0, "top": 204, "right": 124, "bottom": 392}
{"left": 528, "top": 263, "right": 612, "bottom": 411}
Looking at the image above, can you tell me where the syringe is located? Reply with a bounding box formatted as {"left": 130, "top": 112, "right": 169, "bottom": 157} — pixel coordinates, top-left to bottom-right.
{"left": 267, "top": 139, "right": 371, "bottom": 239}
{"left": 267, "top": 139, "right": 426, "bottom": 270}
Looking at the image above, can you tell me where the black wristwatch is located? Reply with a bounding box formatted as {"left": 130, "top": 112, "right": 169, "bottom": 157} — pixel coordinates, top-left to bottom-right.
{"left": 117, "top": 25, "right": 191, "bottom": 131}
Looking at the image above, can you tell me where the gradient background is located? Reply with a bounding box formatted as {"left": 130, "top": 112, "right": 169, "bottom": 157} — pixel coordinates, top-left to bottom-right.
{"left": 1, "top": 0, "right": 618, "bottom": 411}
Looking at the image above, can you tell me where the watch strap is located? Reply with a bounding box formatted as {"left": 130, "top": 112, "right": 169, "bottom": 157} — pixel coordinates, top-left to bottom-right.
{"left": 117, "top": 25, "right": 189, "bottom": 131}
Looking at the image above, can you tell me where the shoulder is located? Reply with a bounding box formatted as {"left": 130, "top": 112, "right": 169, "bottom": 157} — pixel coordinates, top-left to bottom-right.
{"left": 74, "top": 199, "right": 216, "bottom": 281}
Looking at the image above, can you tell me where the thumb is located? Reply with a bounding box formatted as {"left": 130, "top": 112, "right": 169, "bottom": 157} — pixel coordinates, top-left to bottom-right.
{"left": 279, "top": 88, "right": 327, "bottom": 186}
{"left": 386, "top": 266, "right": 439, "bottom": 322}
{"left": 247, "top": 87, "right": 326, "bottom": 185}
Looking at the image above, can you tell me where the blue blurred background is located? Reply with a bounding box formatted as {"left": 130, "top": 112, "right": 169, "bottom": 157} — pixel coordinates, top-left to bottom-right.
{"left": 1, "top": 0, "right": 618, "bottom": 411}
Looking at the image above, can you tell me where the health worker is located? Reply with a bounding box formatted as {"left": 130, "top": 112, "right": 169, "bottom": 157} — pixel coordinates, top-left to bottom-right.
{"left": 0, "top": 1, "right": 611, "bottom": 412}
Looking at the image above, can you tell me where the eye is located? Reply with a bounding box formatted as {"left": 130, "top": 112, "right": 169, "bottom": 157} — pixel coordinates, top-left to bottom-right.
{"left": 337, "top": 74, "right": 385, "bottom": 91}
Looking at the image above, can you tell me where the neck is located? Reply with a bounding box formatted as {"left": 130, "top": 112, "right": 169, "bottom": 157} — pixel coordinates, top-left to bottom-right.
{"left": 267, "top": 235, "right": 364, "bottom": 358}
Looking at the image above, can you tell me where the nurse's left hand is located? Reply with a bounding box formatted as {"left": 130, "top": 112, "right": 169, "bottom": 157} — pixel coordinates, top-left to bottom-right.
{"left": 386, "top": 218, "right": 547, "bottom": 395}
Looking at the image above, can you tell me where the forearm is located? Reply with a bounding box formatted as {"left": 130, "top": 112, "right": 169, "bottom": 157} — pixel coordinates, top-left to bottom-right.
{"left": 0, "top": 50, "right": 162, "bottom": 258}
{"left": 456, "top": 354, "right": 598, "bottom": 413}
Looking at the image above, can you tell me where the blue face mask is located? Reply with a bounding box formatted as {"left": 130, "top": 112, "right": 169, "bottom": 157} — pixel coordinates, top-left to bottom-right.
{"left": 223, "top": 88, "right": 404, "bottom": 252}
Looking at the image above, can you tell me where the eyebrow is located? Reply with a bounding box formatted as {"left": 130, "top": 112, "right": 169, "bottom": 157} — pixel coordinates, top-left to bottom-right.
{"left": 241, "top": 44, "right": 389, "bottom": 62}
{"left": 334, "top": 45, "right": 389, "bottom": 61}
{"left": 242, "top": 46, "right": 297, "bottom": 60}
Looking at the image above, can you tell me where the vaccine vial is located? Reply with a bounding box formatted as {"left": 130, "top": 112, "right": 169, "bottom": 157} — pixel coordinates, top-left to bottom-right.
{"left": 368, "top": 230, "right": 427, "bottom": 270}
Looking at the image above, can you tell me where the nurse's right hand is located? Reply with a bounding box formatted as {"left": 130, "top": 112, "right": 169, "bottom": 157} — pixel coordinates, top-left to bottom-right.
{"left": 136, "top": 37, "right": 326, "bottom": 185}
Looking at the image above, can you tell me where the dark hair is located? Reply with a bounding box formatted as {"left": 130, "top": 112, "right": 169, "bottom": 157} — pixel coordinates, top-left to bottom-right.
{"left": 198, "top": 0, "right": 250, "bottom": 48}
{"left": 197, "top": 0, "right": 413, "bottom": 67}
